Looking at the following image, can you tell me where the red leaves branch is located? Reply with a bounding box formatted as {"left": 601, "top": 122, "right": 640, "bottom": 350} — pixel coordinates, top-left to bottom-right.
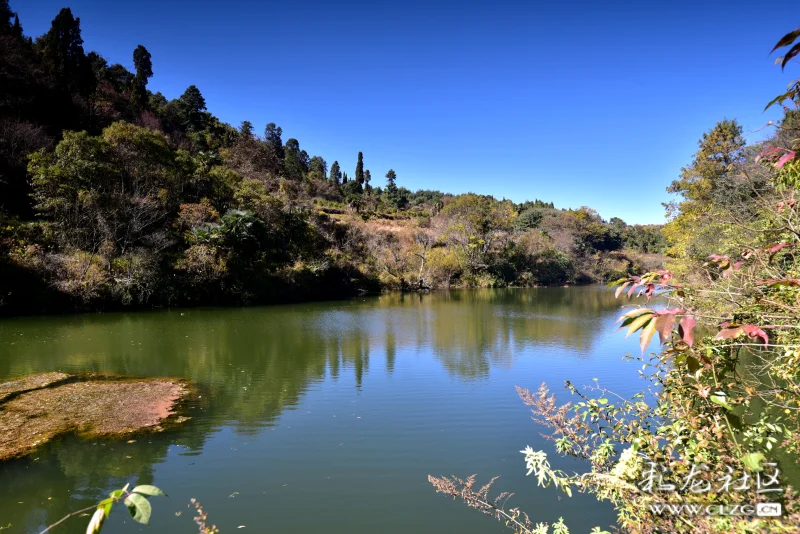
{"left": 617, "top": 308, "right": 695, "bottom": 354}
{"left": 714, "top": 323, "right": 769, "bottom": 345}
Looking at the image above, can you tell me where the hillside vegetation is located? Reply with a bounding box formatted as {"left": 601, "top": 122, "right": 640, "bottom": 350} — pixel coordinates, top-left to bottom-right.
{"left": 0, "top": 2, "right": 664, "bottom": 316}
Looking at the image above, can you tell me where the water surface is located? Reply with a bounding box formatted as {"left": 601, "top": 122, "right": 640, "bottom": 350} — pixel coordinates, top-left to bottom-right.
{"left": 0, "top": 287, "right": 649, "bottom": 533}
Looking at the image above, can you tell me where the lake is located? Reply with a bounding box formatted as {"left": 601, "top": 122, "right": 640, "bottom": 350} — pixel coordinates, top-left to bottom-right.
{"left": 0, "top": 286, "right": 651, "bottom": 533}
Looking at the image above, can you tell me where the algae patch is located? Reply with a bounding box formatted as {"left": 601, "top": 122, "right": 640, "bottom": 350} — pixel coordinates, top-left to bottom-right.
{"left": 0, "top": 373, "right": 190, "bottom": 461}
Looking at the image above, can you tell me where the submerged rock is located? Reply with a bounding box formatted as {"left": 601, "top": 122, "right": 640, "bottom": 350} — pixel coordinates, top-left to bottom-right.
{"left": 0, "top": 373, "right": 190, "bottom": 461}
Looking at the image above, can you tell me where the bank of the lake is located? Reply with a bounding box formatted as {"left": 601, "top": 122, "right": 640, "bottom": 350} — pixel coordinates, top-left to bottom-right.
{"left": 0, "top": 287, "right": 651, "bottom": 533}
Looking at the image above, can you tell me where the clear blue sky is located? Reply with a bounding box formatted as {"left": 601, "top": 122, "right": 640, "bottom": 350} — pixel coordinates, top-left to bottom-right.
{"left": 14, "top": 0, "right": 799, "bottom": 224}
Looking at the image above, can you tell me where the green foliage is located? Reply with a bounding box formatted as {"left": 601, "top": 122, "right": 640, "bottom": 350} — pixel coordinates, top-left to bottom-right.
{"left": 70, "top": 482, "right": 165, "bottom": 533}
{"left": 177, "top": 85, "right": 207, "bottom": 131}
{"left": 514, "top": 208, "right": 543, "bottom": 232}
{"left": 384, "top": 169, "right": 405, "bottom": 208}
{"left": 355, "top": 151, "right": 364, "bottom": 186}
{"left": 0, "top": 1, "right": 662, "bottom": 316}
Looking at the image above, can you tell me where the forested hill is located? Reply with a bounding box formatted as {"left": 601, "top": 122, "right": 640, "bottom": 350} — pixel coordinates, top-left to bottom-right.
{"left": 0, "top": 2, "right": 664, "bottom": 316}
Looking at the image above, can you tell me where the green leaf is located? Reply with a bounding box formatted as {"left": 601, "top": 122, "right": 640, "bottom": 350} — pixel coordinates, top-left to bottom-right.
{"left": 598, "top": 398, "right": 608, "bottom": 405}
{"left": 132, "top": 485, "right": 166, "bottom": 497}
{"left": 741, "top": 452, "right": 766, "bottom": 472}
{"left": 124, "top": 493, "right": 152, "bottom": 525}
{"left": 764, "top": 90, "right": 797, "bottom": 110}
{"left": 108, "top": 489, "right": 125, "bottom": 500}
{"left": 97, "top": 498, "right": 113, "bottom": 519}
{"left": 625, "top": 313, "right": 654, "bottom": 338}
{"left": 710, "top": 392, "right": 733, "bottom": 411}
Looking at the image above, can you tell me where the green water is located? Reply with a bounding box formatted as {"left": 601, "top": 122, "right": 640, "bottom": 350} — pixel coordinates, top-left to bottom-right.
{"left": 0, "top": 287, "right": 646, "bottom": 533}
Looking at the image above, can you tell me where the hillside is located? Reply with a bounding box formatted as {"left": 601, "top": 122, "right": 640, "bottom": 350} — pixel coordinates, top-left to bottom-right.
{"left": 0, "top": 2, "right": 665, "bottom": 316}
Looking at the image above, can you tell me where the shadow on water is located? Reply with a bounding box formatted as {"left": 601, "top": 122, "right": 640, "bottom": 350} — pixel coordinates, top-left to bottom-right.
{"left": 0, "top": 286, "right": 635, "bottom": 533}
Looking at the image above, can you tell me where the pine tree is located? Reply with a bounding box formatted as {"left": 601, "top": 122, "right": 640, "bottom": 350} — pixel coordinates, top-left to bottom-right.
{"left": 177, "top": 85, "right": 207, "bottom": 131}
{"left": 0, "top": 0, "right": 13, "bottom": 34}
{"left": 329, "top": 161, "right": 341, "bottom": 184}
{"left": 364, "top": 169, "right": 371, "bottom": 194}
{"left": 11, "top": 14, "right": 21, "bottom": 38}
{"left": 385, "top": 169, "right": 400, "bottom": 207}
{"left": 132, "top": 45, "right": 153, "bottom": 109}
{"left": 264, "top": 123, "right": 284, "bottom": 159}
{"left": 239, "top": 121, "right": 254, "bottom": 139}
{"left": 38, "top": 8, "right": 93, "bottom": 96}
{"left": 355, "top": 152, "right": 364, "bottom": 185}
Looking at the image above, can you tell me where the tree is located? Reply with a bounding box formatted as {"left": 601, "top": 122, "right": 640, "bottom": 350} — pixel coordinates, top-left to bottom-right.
{"left": 329, "top": 160, "right": 341, "bottom": 184}
{"left": 37, "top": 8, "right": 93, "bottom": 96}
{"left": 364, "top": 169, "right": 372, "bottom": 194}
{"left": 0, "top": 1, "right": 13, "bottom": 34}
{"left": 342, "top": 171, "right": 348, "bottom": 184}
{"left": 384, "top": 169, "right": 401, "bottom": 207}
{"left": 10, "top": 13, "right": 20, "bottom": 38}
{"left": 176, "top": 85, "right": 207, "bottom": 131}
{"left": 436, "top": 193, "right": 515, "bottom": 272}
{"left": 514, "top": 208, "right": 543, "bottom": 232}
{"left": 308, "top": 155, "right": 327, "bottom": 180}
{"left": 355, "top": 152, "right": 364, "bottom": 186}
{"left": 568, "top": 207, "right": 622, "bottom": 253}
{"left": 264, "top": 122, "right": 284, "bottom": 160}
{"left": 663, "top": 119, "right": 746, "bottom": 269}
{"left": 283, "top": 138, "right": 309, "bottom": 180}
{"left": 131, "top": 45, "right": 152, "bottom": 109}
{"left": 239, "top": 120, "right": 254, "bottom": 140}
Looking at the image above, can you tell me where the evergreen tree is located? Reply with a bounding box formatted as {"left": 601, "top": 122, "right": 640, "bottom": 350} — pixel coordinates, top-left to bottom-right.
{"left": 37, "top": 8, "right": 93, "bottom": 96}
{"left": 309, "top": 156, "right": 327, "bottom": 180}
{"left": 264, "top": 122, "right": 284, "bottom": 160}
{"left": 132, "top": 45, "right": 152, "bottom": 109}
{"left": 364, "top": 169, "right": 372, "bottom": 194}
{"left": 342, "top": 171, "right": 348, "bottom": 184}
{"left": 239, "top": 120, "right": 254, "bottom": 139}
{"left": 355, "top": 152, "right": 364, "bottom": 185}
{"left": 284, "top": 138, "right": 309, "bottom": 180}
{"left": 177, "top": 84, "right": 207, "bottom": 131}
{"left": 329, "top": 160, "right": 341, "bottom": 184}
{"left": 11, "top": 13, "right": 21, "bottom": 38}
{"left": 0, "top": 0, "right": 14, "bottom": 35}
{"left": 385, "top": 169, "right": 400, "bottom": 207}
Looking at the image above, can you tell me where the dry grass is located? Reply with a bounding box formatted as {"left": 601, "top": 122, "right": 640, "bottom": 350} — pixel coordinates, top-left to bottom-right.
{"left": 0, "top": 373, "right": 190, "bottom": 461}
{"left": 0, "top": 372, "right": 70, "bottom": 402}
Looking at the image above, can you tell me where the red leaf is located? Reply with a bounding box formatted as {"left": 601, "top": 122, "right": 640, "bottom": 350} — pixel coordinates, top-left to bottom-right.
{"left": 742, "top": 325, "right": 769, "bottom": 344}
{"left": 654, "top": 313, "right": 676, "bottom": 344}
{"left": 715, "top": 326, "right": 744, "bottom": 341}
{"left": 627, "top": 283, "right": 638, "bottom": 299}
{"left": 644, "top": 283, "right": 656, "bottom": 300}
{"left": 715, "top": 324, "right": 769, "bottom": 344}
{"left": 733, "top": 261, "right": 743, "bottom": 271}
{"left": 678, "top": 316, "right": 697, "bottom": 347}
{"left": 767, "top": 243, "right": 792, "bottom": 254}
{"left": 756, "top": 146, "right": 782, "bottom": 163}
{"left": 775, "top": 151, "right": 797, "bottom": 169}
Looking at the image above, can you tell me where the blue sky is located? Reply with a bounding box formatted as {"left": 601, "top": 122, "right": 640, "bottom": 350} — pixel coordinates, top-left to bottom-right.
{"left": 14, "top": 0, "right": 799, "bottom": 224}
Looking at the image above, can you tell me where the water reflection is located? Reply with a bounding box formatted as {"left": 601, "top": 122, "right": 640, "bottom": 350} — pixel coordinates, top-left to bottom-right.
{"left": 0, "top": 286, "right": 627, "bottom": 533}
